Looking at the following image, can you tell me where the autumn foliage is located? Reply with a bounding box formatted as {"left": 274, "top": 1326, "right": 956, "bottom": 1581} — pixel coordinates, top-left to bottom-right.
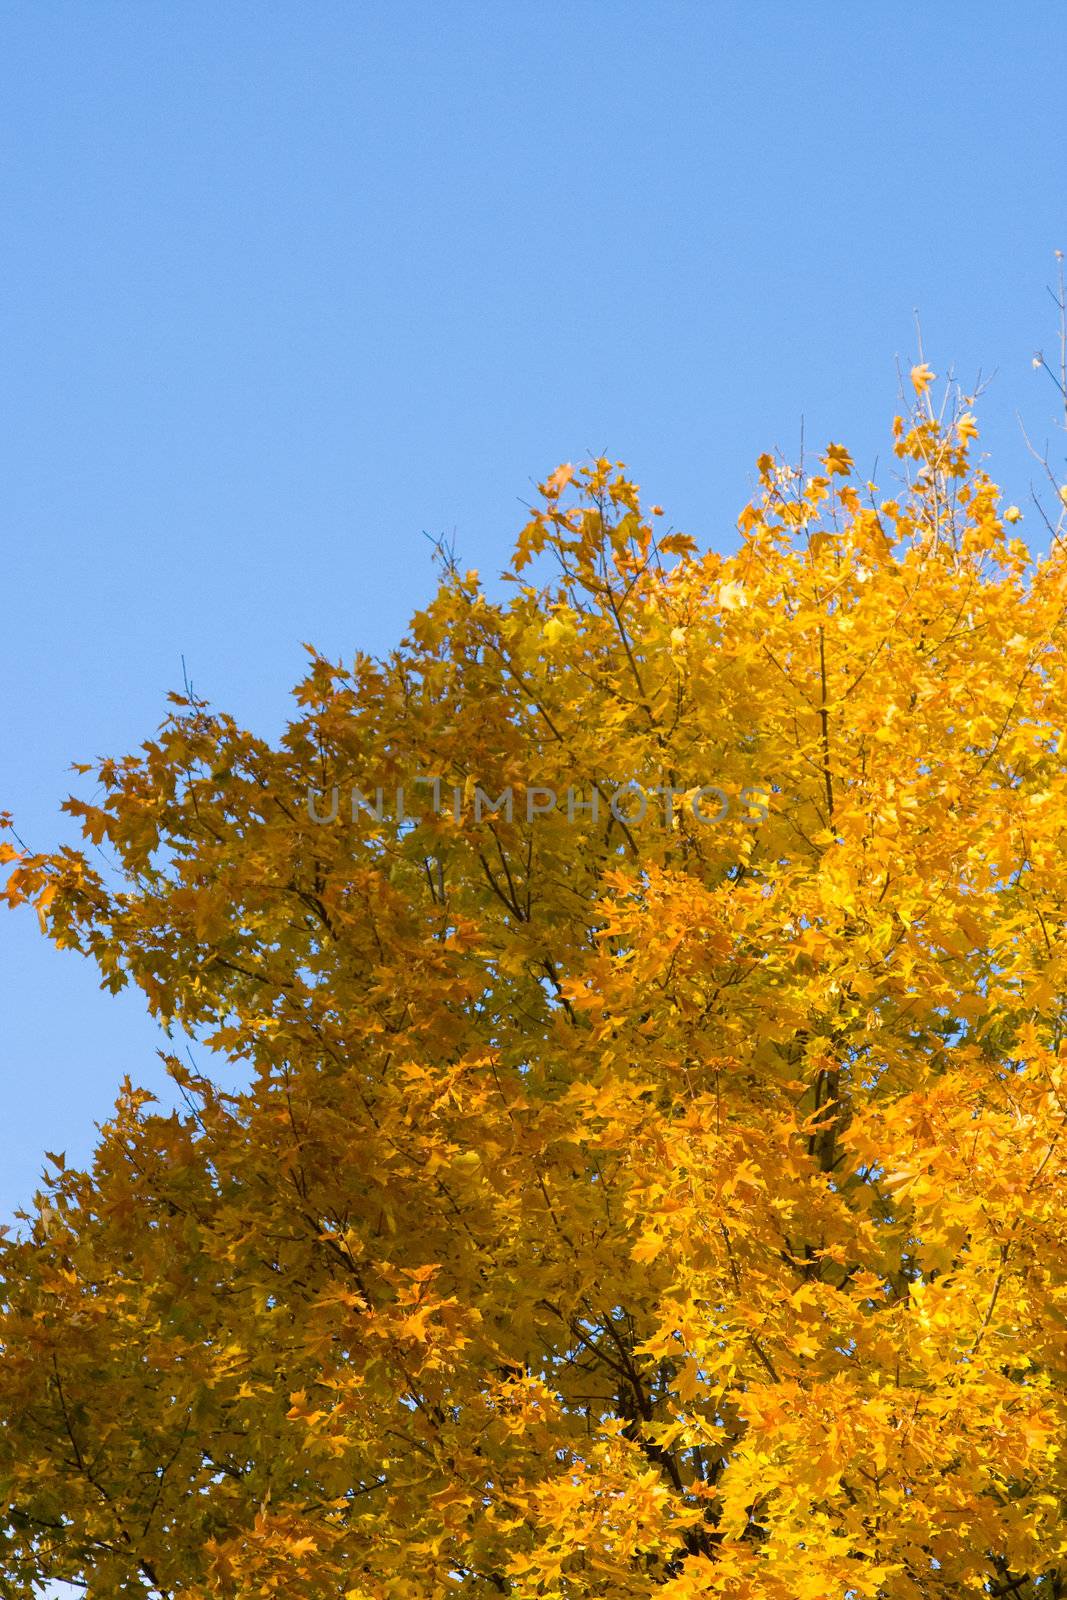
{"left": 4, "top": 378, "right": 1067, "bottom": 1598}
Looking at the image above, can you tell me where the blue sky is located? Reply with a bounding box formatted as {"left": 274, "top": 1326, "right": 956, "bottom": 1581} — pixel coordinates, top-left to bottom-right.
{"left": 2, "top": 1, "right": 1066, "bottom": 1223}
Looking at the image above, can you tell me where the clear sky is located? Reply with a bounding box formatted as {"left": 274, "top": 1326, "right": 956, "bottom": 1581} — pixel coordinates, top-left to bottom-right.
{"left": 2, "top": 1, "right": 1066, "bottom": 1224}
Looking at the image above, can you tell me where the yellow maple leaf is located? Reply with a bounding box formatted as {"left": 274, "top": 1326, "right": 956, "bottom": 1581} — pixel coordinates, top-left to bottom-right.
{"left": 823, "top": 442, "right": 853, "bottom": 477}
{"left": 717, "top": 579, "right": 748, "bottom": 611}
{"left": 544, "top": 463, "right": 575, "bottom": 497}
{"left": 911, "top": 361, "right": 936, "bottom": 395}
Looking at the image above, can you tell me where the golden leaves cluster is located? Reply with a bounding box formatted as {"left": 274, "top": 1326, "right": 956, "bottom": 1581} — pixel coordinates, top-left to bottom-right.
{"left": 3, "top": 401, "right": 1067, "bottom": 1597}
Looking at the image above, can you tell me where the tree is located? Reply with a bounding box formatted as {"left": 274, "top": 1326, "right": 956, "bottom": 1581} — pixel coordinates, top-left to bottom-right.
{"left": 3, "top": 369, "right": 1067, "bottom": 1599}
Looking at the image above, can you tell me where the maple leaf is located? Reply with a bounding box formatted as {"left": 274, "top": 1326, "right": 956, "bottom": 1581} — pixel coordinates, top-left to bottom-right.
{"left": 910, "top": 360, "right": 936, "bottom": 394}
{"left": 544, "top": 462, "right": 575, "bottom": 497}
{"left": 823, "top": 441, "right": 853, "bottom": 476}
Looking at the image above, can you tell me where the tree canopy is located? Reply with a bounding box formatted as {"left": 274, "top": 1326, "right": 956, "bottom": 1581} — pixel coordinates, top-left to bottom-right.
{"left": 3, "top": 376, "right": 1067, "bottom": 1598}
